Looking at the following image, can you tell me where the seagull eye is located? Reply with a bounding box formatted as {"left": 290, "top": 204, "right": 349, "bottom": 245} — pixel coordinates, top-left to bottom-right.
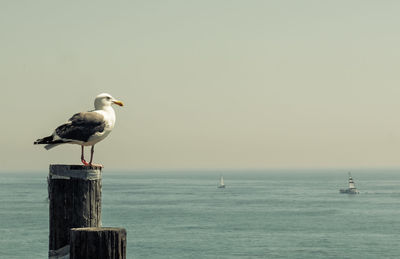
{"left": 106, "top": 97, "right": 111, "bottom": 100}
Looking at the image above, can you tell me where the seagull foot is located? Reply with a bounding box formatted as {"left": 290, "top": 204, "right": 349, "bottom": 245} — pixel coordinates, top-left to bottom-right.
{"left": 81, "top": 159, "right": 90, "bottom": 166}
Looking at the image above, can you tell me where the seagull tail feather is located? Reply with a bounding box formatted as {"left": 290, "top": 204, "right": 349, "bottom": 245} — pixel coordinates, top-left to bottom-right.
{"left": 34, "top": 136, "right": 69, "bottom": 150}
{"left": 34, "top": 135, "right": 54, "bottom": 145}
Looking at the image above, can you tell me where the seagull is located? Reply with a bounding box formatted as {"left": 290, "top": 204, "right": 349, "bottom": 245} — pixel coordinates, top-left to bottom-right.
{"left": 34, "top": 93, "right": 124, "bottom": 166}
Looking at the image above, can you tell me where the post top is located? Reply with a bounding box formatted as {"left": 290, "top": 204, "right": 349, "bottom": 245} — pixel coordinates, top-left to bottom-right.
{"left": 71, "top": 227, "right": 126, "bottom": 233}
{"left": 49, "top": 164, "right": 102, "bottom": 180}
{"left": 50, "top": 164, "right": 103, "bottom": 170}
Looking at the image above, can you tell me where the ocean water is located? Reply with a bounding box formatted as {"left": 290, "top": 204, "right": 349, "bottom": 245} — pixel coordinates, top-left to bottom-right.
{"left": 1, "top": 169, "right": 400, "bottom": 259}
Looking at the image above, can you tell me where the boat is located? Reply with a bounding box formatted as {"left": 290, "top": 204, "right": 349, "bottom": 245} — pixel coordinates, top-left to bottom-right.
{"left": 218, "top": 175, "right": 225, "bottom": 188}
{"left": 340, "top": 172, "right": 359, "bottom": 194}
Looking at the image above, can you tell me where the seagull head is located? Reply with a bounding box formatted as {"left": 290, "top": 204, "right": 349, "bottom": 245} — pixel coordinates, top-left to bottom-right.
{"left": 94, "top": 93, "right": 124, "bottom": 110}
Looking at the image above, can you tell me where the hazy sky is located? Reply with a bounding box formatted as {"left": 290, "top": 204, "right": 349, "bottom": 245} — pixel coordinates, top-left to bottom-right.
{"left": 2, "top": 1, "right": 400, "bottom": 171}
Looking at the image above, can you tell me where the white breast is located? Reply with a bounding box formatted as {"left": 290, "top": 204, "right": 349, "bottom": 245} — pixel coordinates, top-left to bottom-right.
{"left": 85, "top": 107, "right": 116, "bottom": 146}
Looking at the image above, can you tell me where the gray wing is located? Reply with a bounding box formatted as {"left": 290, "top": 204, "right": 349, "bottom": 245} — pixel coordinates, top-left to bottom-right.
{"left": 55, "top": 112, "right": 106, "bottom": 142}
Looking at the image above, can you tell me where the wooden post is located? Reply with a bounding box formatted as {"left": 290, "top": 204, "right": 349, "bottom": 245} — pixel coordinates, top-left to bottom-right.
{"left": 70, "top": 227, "right": 127, "bottom": 259}
{"left": 48, "top": 164, "right": 102, "bottom": 258}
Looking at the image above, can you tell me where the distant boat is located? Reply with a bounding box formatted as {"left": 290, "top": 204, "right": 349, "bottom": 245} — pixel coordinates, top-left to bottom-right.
{"left": 340, "top": 172, "right": 359, "bottom": 194}
{"left": 218, "top": 175, "right": 225, "bottom": 188}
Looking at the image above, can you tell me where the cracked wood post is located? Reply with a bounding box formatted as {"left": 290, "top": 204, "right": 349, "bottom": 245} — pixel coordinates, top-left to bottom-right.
{"left": 70, "top": 227, "right": 127, "bottom": 259}
{"left": 48, "top": 164, "right": 102, "bottom": 258}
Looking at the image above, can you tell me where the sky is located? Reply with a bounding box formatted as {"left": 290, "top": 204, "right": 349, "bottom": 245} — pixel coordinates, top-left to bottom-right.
{"left": 2, "top": 0, "right": 400, "bottom": 171}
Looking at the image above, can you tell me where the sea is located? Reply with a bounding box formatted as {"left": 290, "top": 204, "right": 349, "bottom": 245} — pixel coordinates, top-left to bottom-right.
{"left": 1, "top": 169, "right": 400, "bottom": 259}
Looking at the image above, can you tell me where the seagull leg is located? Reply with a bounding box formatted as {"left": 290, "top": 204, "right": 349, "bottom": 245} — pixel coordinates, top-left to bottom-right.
{"left": 81, "top": 145, "right": 89, "bottom": 166}
{"left": 89, "top": 145, "right": 95, "bottom": 165}
{"left": 89, "top": 145, "right": 103, "bottom": 167}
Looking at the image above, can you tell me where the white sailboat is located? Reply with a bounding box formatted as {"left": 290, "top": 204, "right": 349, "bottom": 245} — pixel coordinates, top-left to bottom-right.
{"left": 218, "top": 175, "right": 225, "bottom": 188}
{"left": 340, "top": 172, "right": 359, "bottom": 194}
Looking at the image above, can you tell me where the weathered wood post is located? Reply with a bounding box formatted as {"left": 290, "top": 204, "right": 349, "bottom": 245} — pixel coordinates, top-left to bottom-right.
{"left": 70, "top": 227, "right": 127, "bottom": 259}
{"left": 48, "top": 164, "right": 102, "bottom": 258}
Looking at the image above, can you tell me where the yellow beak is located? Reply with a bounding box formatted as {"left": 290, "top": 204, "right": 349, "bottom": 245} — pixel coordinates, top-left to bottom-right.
{"left": 112, "top": 100, "right": 124, "bottom": 106}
